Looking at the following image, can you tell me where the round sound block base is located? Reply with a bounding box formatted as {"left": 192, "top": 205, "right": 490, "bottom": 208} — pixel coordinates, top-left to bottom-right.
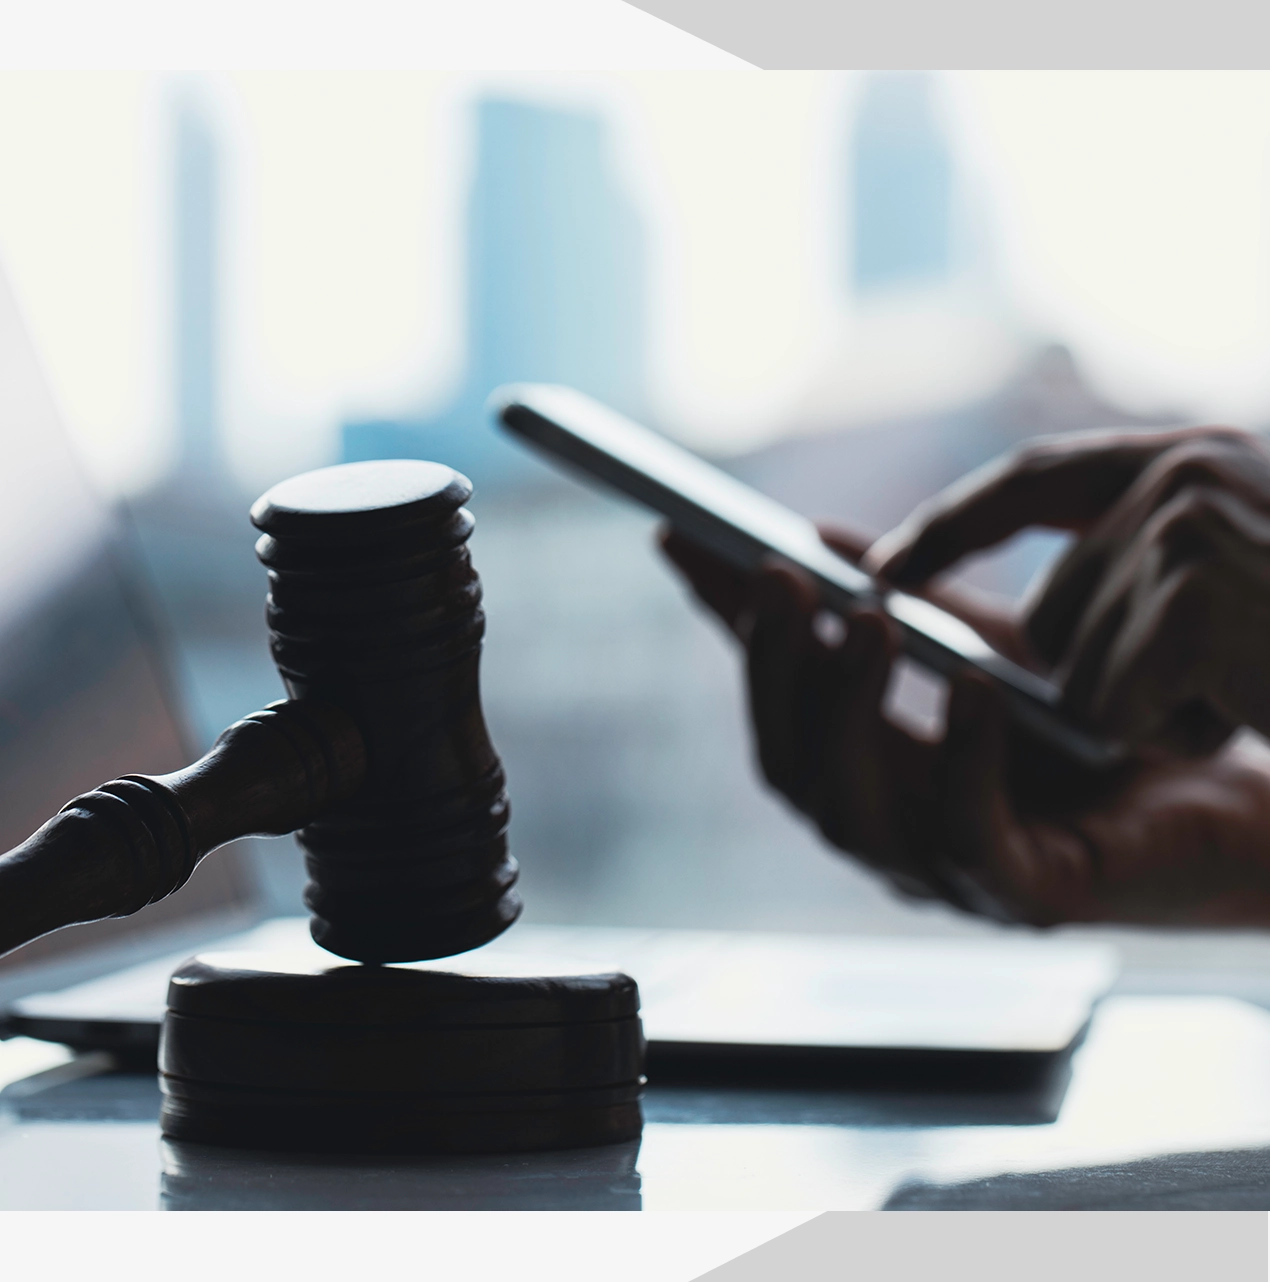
{"left": 158, "top": 949, "right": 645, "bottom": 1155}
{"left": 159, "top": 1092, "right": 645, "bottom": 1156}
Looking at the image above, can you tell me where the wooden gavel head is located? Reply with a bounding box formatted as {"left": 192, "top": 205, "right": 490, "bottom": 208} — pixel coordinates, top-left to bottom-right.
{"left": 251, "top": 459, "right": 519, "bottom": 963}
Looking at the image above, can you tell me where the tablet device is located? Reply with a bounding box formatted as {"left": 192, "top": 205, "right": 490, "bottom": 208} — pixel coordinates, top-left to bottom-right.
{"left": 491, "top": 384, "right": 1119, "bottom": 770}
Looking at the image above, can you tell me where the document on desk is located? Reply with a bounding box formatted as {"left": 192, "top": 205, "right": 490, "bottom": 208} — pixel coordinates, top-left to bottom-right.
{"left": 6, "top": 917, "right": 1118, "bottom": 1060}
{"left": 473, "top": 927, "right": 1118, "bottom": 1054}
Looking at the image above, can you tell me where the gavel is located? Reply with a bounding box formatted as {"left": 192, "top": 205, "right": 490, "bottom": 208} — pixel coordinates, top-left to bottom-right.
{"left": 0, "top": 460, "right": 644, "bottom": 1155}
{"left": 0, "top": 460, "right": 516, "bottom": 964}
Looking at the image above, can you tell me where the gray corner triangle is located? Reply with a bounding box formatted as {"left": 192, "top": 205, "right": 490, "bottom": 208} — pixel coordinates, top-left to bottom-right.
{"left": 689, "top": 1210, "right": 1267, "bottom": 1281}
{"left": 619, "top": 0, "right": 838, "bottom": 69}
{"left": 688, "top": 1213, "right": 835, "bottom": 1280}
{"left": 620, "top": 0, "right": 1270, "bottom": 69}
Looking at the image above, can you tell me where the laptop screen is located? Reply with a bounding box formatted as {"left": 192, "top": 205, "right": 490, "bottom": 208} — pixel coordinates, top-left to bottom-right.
{"left": 0, "top": 267, "right": 254, "bottom": 975}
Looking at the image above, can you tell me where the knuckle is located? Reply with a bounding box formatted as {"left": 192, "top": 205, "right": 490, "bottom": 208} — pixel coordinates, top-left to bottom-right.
{"left": 1159, "top": 449, "right": 1229, "bottom": 489}
{"left": 1172, "top": 424, "right": 1259, "bottom": 453}
{"left": 1157, "top": 486, "right": 1229, "bottom": 547}
{"left": 1173, "top": 483, "right": 1223, "bottom": 518}
{"left": 1191, "top": 424, "right": 1261, "bottom": 453}
{"left": 1009, "top": 439, "right": 1062, "bottom": 479}
{"left": 1154, "top": 431, "right": 1266, "bottom": 488}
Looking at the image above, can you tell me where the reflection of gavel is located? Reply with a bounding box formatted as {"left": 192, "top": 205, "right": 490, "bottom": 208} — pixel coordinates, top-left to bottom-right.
{"left": 0, "top": 460, "right": 519, "bottom": 965}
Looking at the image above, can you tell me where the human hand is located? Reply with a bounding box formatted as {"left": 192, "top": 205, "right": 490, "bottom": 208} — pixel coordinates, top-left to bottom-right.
{"left": 661, "top": 523, "right": 1270, "bottom": 927}
{"left": 865, "top": 426, "right": 1270, "bottom": 756}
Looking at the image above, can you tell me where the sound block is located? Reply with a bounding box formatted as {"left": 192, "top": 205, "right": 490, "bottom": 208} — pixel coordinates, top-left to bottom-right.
{"left": 158, "top": 950, "right": 645, "bottom": 1154}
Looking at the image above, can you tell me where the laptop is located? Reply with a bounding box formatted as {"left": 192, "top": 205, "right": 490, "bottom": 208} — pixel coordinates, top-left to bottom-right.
{"left": 0, "top": 263, "right": 256, "bottom": 1003}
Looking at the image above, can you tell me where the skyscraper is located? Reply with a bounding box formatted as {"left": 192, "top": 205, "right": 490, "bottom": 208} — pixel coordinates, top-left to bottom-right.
{"left": 852, "top": 73, "right": 953, "bottom": 293}
{"left": 173, "top": 100, "right": 224, "bottom": 481}
{"left": 344, "top": 97, "right": 648, "bottom": 487}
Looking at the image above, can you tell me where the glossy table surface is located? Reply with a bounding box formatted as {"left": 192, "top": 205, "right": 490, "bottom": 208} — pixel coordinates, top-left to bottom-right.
{"left": 4, "top": 995, "right": 1270, "bottom": 1209}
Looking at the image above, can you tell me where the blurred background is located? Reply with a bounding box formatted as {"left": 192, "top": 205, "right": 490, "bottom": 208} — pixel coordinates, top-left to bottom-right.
{"left": 2, "top": 70, "right": 1270, "bottom": 973}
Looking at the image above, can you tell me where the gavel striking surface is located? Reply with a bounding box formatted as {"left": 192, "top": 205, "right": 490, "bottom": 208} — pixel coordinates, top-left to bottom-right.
{"left": 158, "top": 951, "right": 644, "bottom": 1154}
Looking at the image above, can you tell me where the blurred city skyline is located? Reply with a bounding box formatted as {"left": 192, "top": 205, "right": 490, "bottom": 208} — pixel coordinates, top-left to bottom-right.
{"left": 2, "top": 72, "right": 1270, "bottom": 502}
{"left": 339, "top": 74, "right": 1001, "bottom": 484}
{"left": 342, "top": 96, "right": 650, "bottom": 486}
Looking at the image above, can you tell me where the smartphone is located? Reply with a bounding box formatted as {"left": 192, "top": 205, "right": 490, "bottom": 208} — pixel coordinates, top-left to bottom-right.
{"left": 490, "top": 383, "right": 1120, "bottom": 771}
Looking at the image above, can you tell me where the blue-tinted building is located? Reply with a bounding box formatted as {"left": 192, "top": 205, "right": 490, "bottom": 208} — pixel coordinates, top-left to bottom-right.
{"left": 174, "top": 101, "right": 223, "bottom": 479}
{"left": 852, "top": 73, "right": 953, "bottom": 292}
{"left": 344, "top": 98, "right": 647, "bottom": 487}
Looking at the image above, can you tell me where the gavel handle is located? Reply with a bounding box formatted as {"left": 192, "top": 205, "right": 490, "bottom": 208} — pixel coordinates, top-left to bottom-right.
{"left": 0, "top": 699, "right": 366, "bottom": 960}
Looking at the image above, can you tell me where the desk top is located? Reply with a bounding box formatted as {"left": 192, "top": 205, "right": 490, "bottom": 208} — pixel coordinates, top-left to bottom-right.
{"left": 3, "top": 995, "right": 1270, "bottom": 1210}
